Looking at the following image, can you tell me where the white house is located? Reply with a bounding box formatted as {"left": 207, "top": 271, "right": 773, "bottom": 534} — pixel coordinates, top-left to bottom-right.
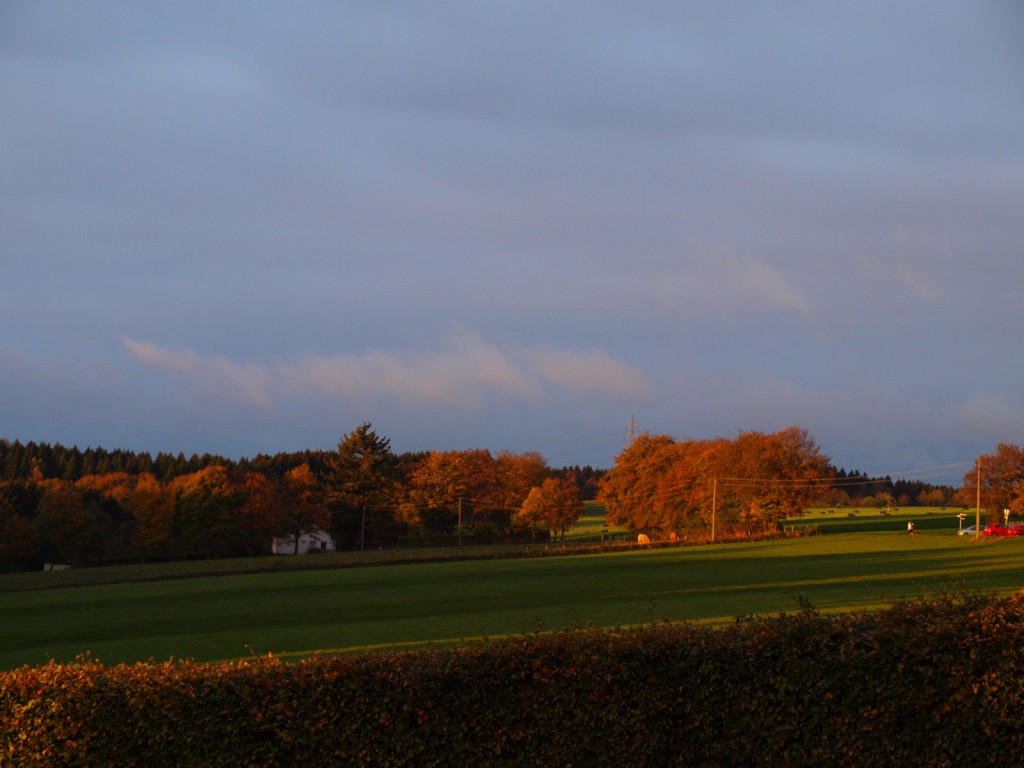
{"left": 271, "top": 529, "right": 337, "bottom": 555}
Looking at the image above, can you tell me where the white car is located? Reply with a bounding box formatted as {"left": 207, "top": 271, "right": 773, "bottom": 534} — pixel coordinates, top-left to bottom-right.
{"left": 957, "top": 525, "right": 977, "bottom": 536}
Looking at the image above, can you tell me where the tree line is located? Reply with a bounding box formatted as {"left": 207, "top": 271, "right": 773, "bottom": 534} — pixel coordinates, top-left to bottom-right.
{"left": 0, "top": 426, "right": 591, "bottom": 572}
{"left": 1, "top": 425, "right": 967, "bottom": 571}
{"left": 828, "top": 469, "right": 955, "bottom": 509}
{"left": 0, "top": 439, "right": 333, "bottom": 485}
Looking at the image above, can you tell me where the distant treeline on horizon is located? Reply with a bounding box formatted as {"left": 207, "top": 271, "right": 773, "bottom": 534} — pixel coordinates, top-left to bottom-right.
{"left": 0, "top": 436, "right": 960, "bottom": 572}
{"left": 0, "top": 437, "right": 953, "bottom": 505}
{"left": 0, "top": 437, "right": 606, "bottom": 493}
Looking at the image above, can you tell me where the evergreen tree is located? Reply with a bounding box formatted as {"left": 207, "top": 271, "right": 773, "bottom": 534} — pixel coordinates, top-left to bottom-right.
{"left": 325, "top": 423, "right": 399, "bottom": 549}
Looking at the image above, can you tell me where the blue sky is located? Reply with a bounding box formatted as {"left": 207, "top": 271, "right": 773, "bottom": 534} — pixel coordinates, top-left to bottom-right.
{"left": 2, "top": 2, "right": 1022, "bottom": 483}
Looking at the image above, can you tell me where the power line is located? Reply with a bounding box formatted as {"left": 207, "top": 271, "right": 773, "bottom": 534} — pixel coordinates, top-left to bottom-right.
{"left": 604, "top": 458, "right": 974, "bottom": 507}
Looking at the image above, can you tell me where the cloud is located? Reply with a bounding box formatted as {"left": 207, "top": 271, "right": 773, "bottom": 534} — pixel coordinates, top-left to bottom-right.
{"left": 121, "top": 332, "right": 648, "bottom": 410}
{"left": 737, "top": 260, "right": 811, "bottom": 315}
{"left": 653, "top": 248, "right": 811, "bottom": 316}
{"left": 517, "top": 344, "right": 649, "bottom": 398}
{"left": 279, "top": 332, "right": 542, "bottom": 407}
{"left": 120, "top": 338, "right": 197, "bottom": 376}
{"left": 120, "top": 337, "right": 272, "bottom": 407}
{"left": 895, "top": 265, "right": 941, "bottom": 302}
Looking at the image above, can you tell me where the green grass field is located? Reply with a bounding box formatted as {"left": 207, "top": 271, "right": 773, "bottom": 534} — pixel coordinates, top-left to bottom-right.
{"left": 1, "top": 506, "right": 1014, "bottom": 671}
{"left": 563, "top": 500, "right": 628, "bottom": 540}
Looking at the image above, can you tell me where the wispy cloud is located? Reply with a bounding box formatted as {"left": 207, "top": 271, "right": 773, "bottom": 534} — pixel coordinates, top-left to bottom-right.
{"left": 121, "top": 332, "right": 648, "bottom": 409}
{"left": 895, "top": 265, "right": 941, "bottom": 302}
{"left": 654, "top": 248, "right": 811, "bottom": 316}
{"left": 737, "top": 260, "right": 811, "bottom": 315}
{"left": 120, "top": 337, "right": 272, "bottom": 407}
{"left": 277, "top": 331, "right": 543, "bottom": 407}
{"left": 516, "top": 344, "right": 648, "bottom": 398}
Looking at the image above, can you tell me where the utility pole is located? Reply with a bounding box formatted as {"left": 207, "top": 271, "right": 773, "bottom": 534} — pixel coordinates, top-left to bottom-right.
{"left": 711, "top": 477, "right": 717, "bottom": 543}
{"left": 360, "top": 504, "right": 366, "bottom": 552}
{"left": 458, "top": 497, "right": 463, "bottom": 548}
{"left": 975, "top": 459, "right": 982, "bottom": 540}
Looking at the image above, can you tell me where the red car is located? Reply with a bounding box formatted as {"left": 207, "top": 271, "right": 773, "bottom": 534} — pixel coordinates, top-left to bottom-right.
{"left": 983, "top": 523, "right": 1017, "bottom": 536}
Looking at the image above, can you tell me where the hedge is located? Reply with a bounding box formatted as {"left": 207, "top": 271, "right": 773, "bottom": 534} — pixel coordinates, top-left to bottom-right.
{"left": 3, "top": 590, "right": 1024, "bottom": 766}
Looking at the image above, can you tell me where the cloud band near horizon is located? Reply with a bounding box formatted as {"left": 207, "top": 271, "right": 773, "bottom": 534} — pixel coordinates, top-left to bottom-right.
{"left": 120, "top": 331, "right": 649, "bottom": 410}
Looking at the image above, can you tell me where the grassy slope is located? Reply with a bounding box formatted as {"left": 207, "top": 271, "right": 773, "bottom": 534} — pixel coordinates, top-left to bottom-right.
{"left": 1, "top": 507, "right": 1017, "bottom": 670}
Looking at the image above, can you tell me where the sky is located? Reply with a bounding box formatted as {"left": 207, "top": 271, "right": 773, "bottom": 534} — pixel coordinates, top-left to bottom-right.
{"left": 2, "top": 2, "right": 1023, "bottom": 484}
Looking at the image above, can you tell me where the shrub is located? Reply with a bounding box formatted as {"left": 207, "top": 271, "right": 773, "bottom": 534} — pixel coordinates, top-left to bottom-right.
{"left": 3, "top": 591, "right": 1024, "bottom": 766}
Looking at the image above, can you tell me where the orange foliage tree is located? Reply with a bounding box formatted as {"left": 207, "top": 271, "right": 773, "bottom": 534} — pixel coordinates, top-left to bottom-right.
{"left": 33, "top": 481, "right": 110, "bottom": 565}
{"left": 598, "top": 434, "right": 685, "bottom": 536}
{"left": 238, "top": 472, "right": 283, "bottom": 556}
{"left": 126, "top": 473, "right": 175, "bottom": 558}
{"left": 962, "top": 443, "right": 1024, "bottom": 521}
{"left": 490, "top": 451, "right": 550, "bottom": 530}
{"left": 170, "top": 466, "right": 245, "bottom": 557}
{"left": 275, "top": 464, "right": 331, "bottom": 553}
{"left": 599, "top": 427, "right": 832, "bottom": 538}
{"left": 406, "top": 449, "right": 551, "bottom": 535}
{"left": 711, "top": 427, "right": 833, "bottom": 532}
{"left": 406, "top": 450, "right": 475, "bottom": 533}
{"left": 516, "top": 476, "right": 583, "bottom": 540}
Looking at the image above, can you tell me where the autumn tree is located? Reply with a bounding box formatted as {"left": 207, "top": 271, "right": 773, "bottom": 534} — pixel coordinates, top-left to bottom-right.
{"left": 918, "top": 487, "right": 951, "bottom": 507}
{"left": 598, "top": 433, "right": 681, "bottom": 536}
{"left": 599, "top": 427, "right": 832, "bottom": 538}
{"left": 405, "top": 449, "right": 551, "bottom": 536}
{"left": 0, "top": 512, "right": 42, "bottom": 571}
{"left": 237, "top": 472, "right": 282, "bottom": 556}
{"left": 0, "top": 479, "right": 44, "bottom": 570}
{"left": 75, "top": 472, "right": 134, "bottom": 505}
{"left": 712, "top": 427, "right": 832, "bottom": 532}
{"left": 446, "top": 449, "right": 505, "bottom": 533}
{"left": 489, "top": 451, "right": 551, "bottom": 530}
{"left": 406, "top": 450, "right": 476, "bottom": 534}
{"left": 516, "top": 477, "right": 583, "bottom": 540}
{"left": 126, "top": 473, "right": 175, "bottom": 558}
{"left": 171, "top": 466, "right": 245, "bottom": 557}
{"left": 75, "top": 472, "right": 136, "bottom": 555}
{"left": 962, "top": 444, "right": 1024, "bottom": 521}
{"left": 276, "top": 464, "right": 331, "bottom": 554}
{"left": 556, "top": 465, "right": 605, "bottom": 500}
{"left": 33, "top": 481, "right": 109, "bottom": 565}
